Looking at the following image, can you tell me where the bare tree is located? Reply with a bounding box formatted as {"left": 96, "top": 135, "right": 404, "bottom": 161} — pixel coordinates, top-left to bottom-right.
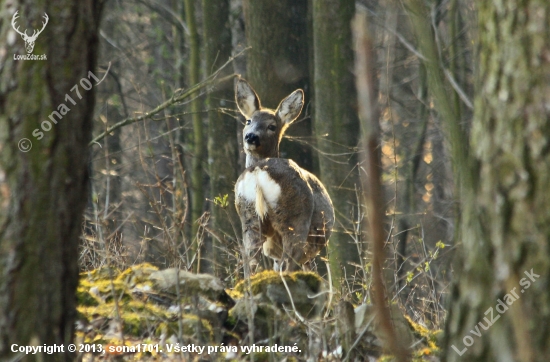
{"left": 203, "top": 0, "right": 239, "bottom": 274}
{"left": 312, "top": 0, "right": 361, "bottom": 286}
{"left": 0, "top": 1, "right": 103, "bottom": 360}
{"left": 184, "top": 0, "right": 205, "bottom": 245}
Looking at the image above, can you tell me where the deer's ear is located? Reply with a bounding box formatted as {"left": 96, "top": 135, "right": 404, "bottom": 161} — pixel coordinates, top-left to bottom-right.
{"left": 235, "top": 78, "right": 260, "bottom": 119}
{"left": 276, "top": 89, "right": 304, "bottom": 126}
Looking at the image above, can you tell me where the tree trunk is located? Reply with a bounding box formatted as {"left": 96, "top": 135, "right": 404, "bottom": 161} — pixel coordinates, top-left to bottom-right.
{"left": 406, "top": 0, "right": 470, "bottom": 196}
{"left": 184, "top": 0, "right": 205, "bottom": 249}
{"left": 443, "top": 1, "right": 550, "bottom": 361}
{"left": 0, "top": 1, "right": 103, "bottom": 360}
{"left": 243, "top": 0, "right": 312, "bottom": 169}
{"left": 229, "top": 0, "right": 247, "bottom": 172}
{"left": 203, "top": 0, "right": 239, "bottom": 275}
{"left": 312, "top": 0, "right": 360, "bottom": 285}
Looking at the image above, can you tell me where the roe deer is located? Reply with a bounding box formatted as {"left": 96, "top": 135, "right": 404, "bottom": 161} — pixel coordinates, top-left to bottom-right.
{"left": 234, "top": 78, "right": 334, "bottom": 272}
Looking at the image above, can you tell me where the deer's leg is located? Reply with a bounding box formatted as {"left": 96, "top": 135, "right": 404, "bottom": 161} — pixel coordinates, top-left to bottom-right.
{"left": 238, "top": 203, "right": 263, "bottom": 274}
{"left": 304, "top": 209, "right": 333, "bottom": 259}
{"left": 303, "top": 225, "right": 329, "bottom": 263}
{"left": 262, "top": 233, "right": 283, "bottom": 270}
{"left": 281, "top": 228, "right": 309, "bottom": 272}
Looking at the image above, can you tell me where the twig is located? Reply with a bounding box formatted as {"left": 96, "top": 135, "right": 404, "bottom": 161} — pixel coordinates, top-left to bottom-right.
{"left": 342, "top": 314, "right": 376, "bottom": 362}
{"left": 278, "top": 271, "right": 306, "bottom": 324}
{"left": 88, "top": 48, "right": 249, "bottom": 146}
{"left": 444, "top": 68, "right": 473, "bottom": 110}
{"left": 353, "top": 10, "right": 409, "bottom": 362}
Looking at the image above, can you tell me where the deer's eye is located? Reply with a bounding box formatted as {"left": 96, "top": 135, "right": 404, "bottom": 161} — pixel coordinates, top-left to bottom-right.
{"left": 246, "top": 119, "right": 251, "bottom": 125}
{"left": 267, "top": 124, "right": 277, "bottom": 131}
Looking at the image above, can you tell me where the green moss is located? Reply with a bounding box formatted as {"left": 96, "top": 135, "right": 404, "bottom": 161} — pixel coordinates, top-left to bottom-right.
{"left": 183, "top": 314, "right": 214, "bottom": 340}
{"left": 116, "top": 263, "right": 158, "bottom": 285}
{"left": 78, "top": 298, "right": 214, "bottom": 338}
{"left": 226, "top": 287, "right": 243, "bottom": 300}
{"left": 234, "top": 270, "right": 323, "bottom": 295}
{"left": 77, "top": 265, "right": 158, "bottom": 314}
{"left": 76, "top": 285, "right": 100, "bottom": 306}
{"left": 79, "top": 278, "right": 130, "bottom": 302}
{"left": 122, "top": 311, "right": 152, "bottom": 335}
{"left": 80, "top": 266, "right": 120, "bottom": 281}
{"left": 232, "top": 271, "right": 325, "bottom": 319}
{"left": 77, "top": 264, "right": 219, "bottom": 341}
{"left": 78, "top": 265, "right": 166, "bottom": 337}
{"left": 78, "top": 268, "right": 130, "bottom": 306}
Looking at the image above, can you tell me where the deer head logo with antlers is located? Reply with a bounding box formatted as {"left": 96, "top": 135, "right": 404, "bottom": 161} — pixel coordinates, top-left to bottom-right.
{"left": 11, "top": 11, "right": 49, "bottom": 54}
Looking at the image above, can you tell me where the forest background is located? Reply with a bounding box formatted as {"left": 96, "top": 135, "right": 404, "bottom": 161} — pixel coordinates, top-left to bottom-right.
{"left": 1, "top": 0, "right": 549, "bottom": 361}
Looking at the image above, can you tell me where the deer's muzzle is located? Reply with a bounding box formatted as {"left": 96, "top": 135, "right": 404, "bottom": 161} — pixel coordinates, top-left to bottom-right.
{"left": 244, "top": 133, "right": 260, "bottom": 146}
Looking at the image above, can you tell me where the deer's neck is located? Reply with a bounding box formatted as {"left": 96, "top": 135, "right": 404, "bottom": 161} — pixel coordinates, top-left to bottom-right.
{"left": 245, "top": 147, "right": 279, "bottom": 168}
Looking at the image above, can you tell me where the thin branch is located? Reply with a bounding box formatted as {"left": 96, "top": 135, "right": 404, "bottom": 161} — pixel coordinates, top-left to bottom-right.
{"left": 405, "top": 0, "right": 472, "bottom": 195}
{"left": 89, "top": 74, "right": 234, "bottom": 146}
{"left": 358, "top": 3, "right": 426, "bottom": 61}
{"left": 353, "top": 11, "right": 410, "bottom": 362}
{"left": 89, "top": 49, "right": 249, "bottom": 146}
{"left": 135, "top": 0, "right": 189, "bottom": 34}
{"left": 444, "top": 68, "right": 473, "bottom": 110}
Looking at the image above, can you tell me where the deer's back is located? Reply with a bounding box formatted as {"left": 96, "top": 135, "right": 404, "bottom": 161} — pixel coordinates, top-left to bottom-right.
{"left": 235, "top": 158, "right": 334, "bottom": 251}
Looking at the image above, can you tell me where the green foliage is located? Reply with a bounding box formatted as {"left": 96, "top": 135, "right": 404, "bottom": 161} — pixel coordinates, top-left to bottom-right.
{"left": 213, "top": 194, "right": 229, "bottom": 208}
{"left": 406, "top": 271, "right": 414, "bottom": 284}
{"left": 404, "top": 314, "right": 442, "bottom": 357}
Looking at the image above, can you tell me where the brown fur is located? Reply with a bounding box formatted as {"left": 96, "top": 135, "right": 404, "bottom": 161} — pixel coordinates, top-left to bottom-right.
{"left": 234, "top": 78, "right": 334, "bottom": 271}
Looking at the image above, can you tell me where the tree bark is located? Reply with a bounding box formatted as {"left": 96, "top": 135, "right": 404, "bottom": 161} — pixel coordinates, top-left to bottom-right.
{"left": 354, "top": 11, "right": 409, "bottom": 361}
{"left": 184, "top": 0, "right": 205, "bottom": 248}
{"left": 0, "top": 1, "right": 103, "bottom": 360}
{"left": 443, "top": 1, "right": 550, "bottom": 361}
{"left": 203, "top": 0, "right": 239, "bottom": 274}
{"left": 229, "top": 0, "right": 247, "bottom": 170}
{"left": 243, "top": 0, "right": 312, "bottom": 169}
{"left": 406, "top": 0, "right": 470, "bottom": 197}
{"left": 312, "top": 0, "right": 360, "bottom": 285}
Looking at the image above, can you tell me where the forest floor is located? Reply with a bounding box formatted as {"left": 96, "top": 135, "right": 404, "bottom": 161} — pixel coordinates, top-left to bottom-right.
{"left": 76, "top": 263, "right": 441, "bottom": 361}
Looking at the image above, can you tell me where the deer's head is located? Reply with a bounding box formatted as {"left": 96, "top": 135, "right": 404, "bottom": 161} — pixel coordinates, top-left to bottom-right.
{"left": 235, "top": 78, "right": 304, "bottom": 166}
{"left": 11, "top": 11, "right": 49, "bottom": 54}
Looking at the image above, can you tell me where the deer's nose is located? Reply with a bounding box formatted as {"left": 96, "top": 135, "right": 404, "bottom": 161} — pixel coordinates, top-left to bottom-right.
{"left": 245, "top": 133, "right": 259, "bottom": 145}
